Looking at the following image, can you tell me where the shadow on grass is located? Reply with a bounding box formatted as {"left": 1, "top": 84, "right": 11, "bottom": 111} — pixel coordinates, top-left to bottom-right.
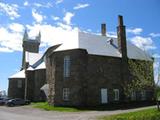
{"left": 74, "top": 101, "right": 156, "bottom": 111}
{"left": 32, "top": 101, "right": 156, "bottom": 112}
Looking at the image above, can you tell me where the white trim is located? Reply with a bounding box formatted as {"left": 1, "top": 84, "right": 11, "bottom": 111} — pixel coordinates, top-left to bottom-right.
{"left": 101, "top": 88, "right": 108, "bottom": 104}
{"left": 63, "top": 88, "right": 70, "bottom": 101}
{"left": 113, "top": 89, "right": 119, "bottom": 101}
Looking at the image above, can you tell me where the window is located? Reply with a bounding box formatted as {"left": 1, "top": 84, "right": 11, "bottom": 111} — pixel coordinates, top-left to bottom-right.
{"left": 141, "top": 90, "right": 146, "bottom": 100}
{"left": 113, "top": 89, "right": 119, "bottom": 101}
{"left": 131, "top": 91, "right": 136, "bottom": 101}
{"left": 63, "top": 88, "right": 70, "bottom": 101}
{"left": 17, "top": 80, "right": 22, "bottom": 88}
{"left": 63, "top": 56, "right": 71, "bottom": 78}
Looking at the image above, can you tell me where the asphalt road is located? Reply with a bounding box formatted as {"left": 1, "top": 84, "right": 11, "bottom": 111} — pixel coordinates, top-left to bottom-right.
{"left": 0, "top": 105, "right": 156, "bottom": 120}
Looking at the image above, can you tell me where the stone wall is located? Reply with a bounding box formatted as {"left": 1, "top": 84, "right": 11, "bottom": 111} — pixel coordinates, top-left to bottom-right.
{"left": 34, "top": 69, "right": 46, "bottom": 101}
{"left": 46, "top": 48, "right": 154, "bottom": 107}
{"left": 46, "top": 49, "right": 88, "bottom": 106}
{"left": 8, "top": 78, "right": 25, "bottom": 99}
{"left": 86, "top": 55, "right": 123, "bottom": 106}
{"left": 25, "top": 69, "right": 46, "bottom": 101}
{"left": 26, "top": 70, "right": 35, "bottom": 101}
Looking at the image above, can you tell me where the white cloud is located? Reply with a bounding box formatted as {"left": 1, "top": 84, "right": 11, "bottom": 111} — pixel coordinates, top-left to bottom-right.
{"left": 26, "top": 23, "right": 78, "bottom": 48}
{"left": 52, "top": 16, "right": 60, "bottom": 21}
{"left": 87, "top": 29, "right": 92, "bottom": 32}
{"left": 23, "top": 2, "right": 52, "bottom": 8}
{"left": 55, "top": 0, "right": 63, "bottom": 4}
{"left": 0, "top": 22, "right": 78, "bottom": 53}
{"left": 63, "top": 12, "right": 74, "bottom": 25}
{"left": 0, "top": 2, "right": 20, "bottom": 20}
{"left": 24, "top": 1, "right": 29, "bottom": 6}
{"left": 153, "top": 54, "right": 160, "bottom": 59}
{"left": 33, "top": 3, "right": 42, "bottom": 7}
{"left": 73, "top": 3, "right": 90, "bottom": 10}
{"left": 9, "top": 23, "right": 24, "bottom": 33}
{"left": 127, "top": 28, "right": 143, "bottom": 35}
{"left": 33, "top": 2, "right": 52, "bottom": 8}
{"left": 130, "top": 36, "right": 156, "bottom": 50}
{"left": 32, "top": 9, "right": 45, "bottom": 23}
{"left": 0, "top": 27, "right": 23, "bottom": 52}
{"left": 0, "top": 47, "right": 13, "bottom": 52}
{"left": 149, "top": 33, "right": 160, "bottom": 38}
{"left": 57, "top": 22, "right": 72, "bottom": 30}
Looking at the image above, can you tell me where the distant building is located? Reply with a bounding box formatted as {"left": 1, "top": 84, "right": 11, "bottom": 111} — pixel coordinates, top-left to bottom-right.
{"left": 8, "top": 15, "right": 155, "bottom": 106}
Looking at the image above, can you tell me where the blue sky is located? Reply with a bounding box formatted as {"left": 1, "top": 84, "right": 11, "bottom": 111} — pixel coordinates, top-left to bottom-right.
{"left": 0, "top": 0, "right": 160, "bottom": 91}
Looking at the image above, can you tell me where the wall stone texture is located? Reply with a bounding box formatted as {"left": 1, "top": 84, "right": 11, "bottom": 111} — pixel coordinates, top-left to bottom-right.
{"left": 46, "top": 48, "right": 155, "bottom": 107}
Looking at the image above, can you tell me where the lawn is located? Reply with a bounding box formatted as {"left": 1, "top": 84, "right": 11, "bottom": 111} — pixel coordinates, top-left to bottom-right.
{"left": 99, "top": 108, "right": 160, "bottom": 120}
{"left": 31, "top": 102, "right": 83, "bottom": 112}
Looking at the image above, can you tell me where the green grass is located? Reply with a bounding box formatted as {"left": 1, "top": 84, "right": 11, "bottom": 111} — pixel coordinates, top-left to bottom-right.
{"left": 31, "top": 102, "right": 83, "bottom": 112}
{"left": 99, "top": 108, "right": 160, "bottom": 120}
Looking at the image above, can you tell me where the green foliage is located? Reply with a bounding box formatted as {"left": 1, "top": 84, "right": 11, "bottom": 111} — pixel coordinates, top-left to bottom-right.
{"left": 124, "top": 59, "right": 154, "bottom": 97}
{"left": 99, "top": 108, "right": 160, "bottom": 120}
{"left": 31, "top": 102, "right": 82, "bottom": 112}
{"left": 155, "top": 85, "right": 160, "bottom": 100}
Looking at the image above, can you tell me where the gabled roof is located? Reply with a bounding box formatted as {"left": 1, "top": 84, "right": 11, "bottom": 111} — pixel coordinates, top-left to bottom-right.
{"left": 53, "top": 31, "right": 152, "bottom": 61}
{"left": 9, "top": 70, "right": 25, "bottom": 79}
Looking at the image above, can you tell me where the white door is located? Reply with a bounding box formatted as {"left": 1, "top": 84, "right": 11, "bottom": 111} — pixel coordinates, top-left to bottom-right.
{"left": 101, "top": 88, "right": 108, "bottom": 104}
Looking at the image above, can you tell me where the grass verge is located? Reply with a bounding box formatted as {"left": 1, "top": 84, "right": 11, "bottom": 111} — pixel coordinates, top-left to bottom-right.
{"left": 99, "top": 108, "right": 160, "bottom": 120}
{"left": 31, "top": 102, "right": 82, "bottom": 112}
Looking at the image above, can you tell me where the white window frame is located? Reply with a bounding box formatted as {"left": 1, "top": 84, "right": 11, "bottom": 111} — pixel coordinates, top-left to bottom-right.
{"left": 113, "top": 89, "right": 119, "bottom": 101}
{"left": 63, "top": 56, "right": 71, "bottom": 78}
{"left": 17, "top": 80, "right": 22, "bottom": 88}
{"left": 63, "top": 88, "right": 70, "bottom": 101}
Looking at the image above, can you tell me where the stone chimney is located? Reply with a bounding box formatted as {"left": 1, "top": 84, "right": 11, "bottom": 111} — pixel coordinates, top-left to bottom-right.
{"left": 101, "top": 23, "right": 106, "bottom": 36}
{"left": 117, "top": 15, "right": 129, "bottom": 92}
{"left": 117, "top": 15, "right": 127, "bottom": 58}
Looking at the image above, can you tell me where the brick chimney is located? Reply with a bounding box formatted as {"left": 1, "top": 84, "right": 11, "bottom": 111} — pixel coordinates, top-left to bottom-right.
{"left": 117, "top": 15, "right": 127, "bottom": 58}
{"left": 101, "top": 23, "right": 106, "bottom": 36}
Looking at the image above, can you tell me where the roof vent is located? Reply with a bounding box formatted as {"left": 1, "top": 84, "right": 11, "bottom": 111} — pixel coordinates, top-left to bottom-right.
{"left": 110, "top": 39, "right": 113, "bottom": 45}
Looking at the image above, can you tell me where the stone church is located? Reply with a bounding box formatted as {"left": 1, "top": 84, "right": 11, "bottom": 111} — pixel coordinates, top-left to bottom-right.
{"left": 8, "top": 15, "right": 155, "bottom": 106}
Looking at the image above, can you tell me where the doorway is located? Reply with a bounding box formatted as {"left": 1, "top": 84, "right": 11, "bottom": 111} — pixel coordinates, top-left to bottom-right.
{"left": 101, "top": 88, "right": 108, "bottom": 104}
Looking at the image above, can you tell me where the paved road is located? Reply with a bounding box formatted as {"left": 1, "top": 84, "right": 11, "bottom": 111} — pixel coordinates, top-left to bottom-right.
{"left": 0, "top": 105, "right": 156, "bottom": 120}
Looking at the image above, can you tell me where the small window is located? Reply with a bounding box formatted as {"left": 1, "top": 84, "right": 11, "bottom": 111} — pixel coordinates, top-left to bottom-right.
{"left": 17, "top": 80, "right": 22, "bottom": 88}
{"left": 113, "top": 89, "right": 119, "bottom": 101}
{"left": 63, "top": 88, "right": 70, "bottom": 101}
{"left": 63, "top": 56, "right": 71, "bottom": 78}
{"left": 131, "top": 91, "right": 136, "bottom": 101}
{"left": 141, "top": 90, "right": 146, "bottom": 100}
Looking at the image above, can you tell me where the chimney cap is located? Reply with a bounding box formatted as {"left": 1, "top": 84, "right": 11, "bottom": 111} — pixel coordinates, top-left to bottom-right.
{"left": 118, "top": 15, "right": 124, "bottom": 26}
